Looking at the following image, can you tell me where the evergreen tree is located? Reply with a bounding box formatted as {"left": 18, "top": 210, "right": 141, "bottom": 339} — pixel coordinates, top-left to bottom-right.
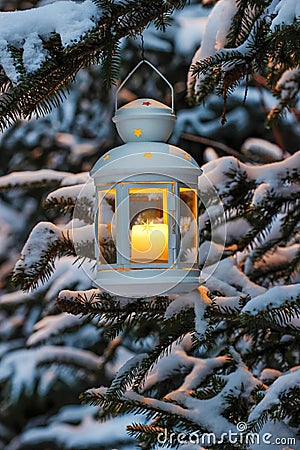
{"left": 0, "top": 1, "right": 299, "bottom": 449}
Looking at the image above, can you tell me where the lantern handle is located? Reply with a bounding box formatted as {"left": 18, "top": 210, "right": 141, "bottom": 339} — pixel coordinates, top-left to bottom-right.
{"left": 115, "top": 60, "right": 175, "bottom": 114}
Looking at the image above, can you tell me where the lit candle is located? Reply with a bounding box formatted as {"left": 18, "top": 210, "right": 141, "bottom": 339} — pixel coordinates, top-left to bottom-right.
{"left": 131, "top": 221, "right": 168, "bottom": 263}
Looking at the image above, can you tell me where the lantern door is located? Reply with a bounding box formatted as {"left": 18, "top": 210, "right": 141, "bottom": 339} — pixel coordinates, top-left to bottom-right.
{"left": 96, "top": 182, "right": 198, "bottom": 271}
{"left": 178, "top": 186, "right": 198, "bottom": 267}
{"left": 116, "top": 182, "right": 176, "bottom": 268}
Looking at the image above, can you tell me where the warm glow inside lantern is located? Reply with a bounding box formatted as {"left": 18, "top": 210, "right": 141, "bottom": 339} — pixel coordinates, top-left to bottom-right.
{"left": 90, "top": 61, "right": 202, "bottom": 297}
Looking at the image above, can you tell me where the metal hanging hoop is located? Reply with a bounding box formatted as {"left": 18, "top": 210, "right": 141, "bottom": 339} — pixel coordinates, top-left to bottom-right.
{"left": 115, "top": 60, "right": 175, "bottom": 114}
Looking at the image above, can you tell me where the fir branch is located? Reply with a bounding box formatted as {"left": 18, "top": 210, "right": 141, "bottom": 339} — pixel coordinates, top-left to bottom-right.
{"left": 226, "top": 0, "right": 267, "bottom": 48}
{"left": 0, "top": 0, "right": 189, "bottom": 130}
{"left": 82, "top": 388, "right": 202, "bottom": 435}
{"left": 189, "top": 7, "right": 299, "bottom": 123}
{"left": 240, "top": 299, "right": 300, "bottom": 334}
{"left": 131, "top": 309, "right": 207, "bottom": 393}
{"left": 57, "top": 290, "right": 171, "bottom": 340}
{"left": 0, "top": 169, "right": 69, "bottom": 192}
{"left": 12, "top": 226, "right": 75, "bottom": 291}
{"left": 191, "top": 374, "right": 227, "bottom": 400}
{"left": 57, "top": 289, "right": 100, "bottom": 315}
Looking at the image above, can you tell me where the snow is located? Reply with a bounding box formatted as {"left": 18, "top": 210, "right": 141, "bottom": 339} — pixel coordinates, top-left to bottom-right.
{"left": 23, "top": 32, "right": 49, "bottom": 74}
{"left": 213, "top": 295, "right": 242, "bottom": 311}
{"left": 188, "top": 0, "right": 300, "bottom": 103}
{"left": 251, "top": 183, "right": 271, "bottom": 206}
{"left": 271, "top": 0, "right": 300, "bottom": 30}
{"left": 161, "top": 362, "right": 258, "bottom": 437}
{"left": 70, "top": 222, "right": 94, "bottom": 243}
{"left": 0, "top": 346, "right": 100, "bottom": 400}
{"left": 250, "top": 245, "right": 300, "bottom": 276}
{"left": 50, "top": 404, "right": 97, "bottom": 424}
{"left": 0, "top": 39, "right": 19, "bottom": 83}
{"left": 13, "top": 221, "right": 63, "bottom": 282}
{"left": 241, "top": 138, "right": 283, "bottom": 163}
{"left": 0, "top": 2, "right": 298, "bottom": 446}
{"left": 260, "top": 368, "right": 281, "bottom": 382}
{"left": 194, "top": 288, "right": 211, "bottom": 337}
{"left": 0, "top": 169, "right": 70, "bottom": 189}
{"left": 164, "top": 291, "right": 195, "bottom": 318}
{"left": 242, "top": 284, "right": 300, "bottom": 316}
{"left": 203, "top": 146, "right": 219, "bottom": 162}
{"left": 106, "top": 346, "right": 135, "bottom": 378}
{"left": 109, "top": 353, "right": 147, "bottom": 391}
{"left": 61, "top": 171, "right": 90, "bottom": 186}
{"left": 26, "top": 313, "right": 85, "bottom": 347}
{"left": 249, "top": 367, "right": 300, "bottom": 422}
{"left": 0, "top": 0, "right": 101, "bottom": 82}
{"left": 276, "top": 67, "right": 300, "bottom": 101}
{"left": 45, "top": 183, "right": 91, "bottom": 204}
{"left": 20, "top": 414, "right": 135, "bottom": 448}
{"left": 199, "top": 241, "right": 226, "bottom": 266}
{"left": 251, "top": 419, "right": 300, "bottom": 450}
{"left": 44, "top": 257, "right": 93, "bottom": 301}
{"left": 172, "top": 99, "right": 248, "bottom": 142}
{"left": 57, "top": 288, "right": 99, "bottom": 308}
{"left": 174, "top": 4, "right": 209, "bottom": 56}
{"left": 200, "top": 0, "right": 237, "bottom": 59}
{"left": 13, "top": 220, "right": 96, "bottom": 290}
{"left": 205, "top": 258, "right": 266, "bottom": 298}
{"left": 175, "top": 16, "right": 207, "bottom": 56}
{"left": 188, "top": 0, "right": 238, "bottom": 93}
{"left": 0, "top": 290, "right": 34, "bottom": 307}
{"left": 164, "top": 288, "right": 211, "bottom": 337}
{"left": 202, "top": 151, "right": 300, "bottom": 197}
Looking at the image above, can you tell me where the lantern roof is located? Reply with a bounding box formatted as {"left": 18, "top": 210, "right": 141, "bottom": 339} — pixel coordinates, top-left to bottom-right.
{"left": 113, "top": 98, "right": 173, "bottom": 118}
{"left": 91, "top": 142, "right": 201, "bottom": 184}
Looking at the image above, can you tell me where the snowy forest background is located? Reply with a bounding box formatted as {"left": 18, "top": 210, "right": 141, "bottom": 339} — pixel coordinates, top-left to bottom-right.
{"left": 0, "top": 0, "right": 299, "bottom": 449}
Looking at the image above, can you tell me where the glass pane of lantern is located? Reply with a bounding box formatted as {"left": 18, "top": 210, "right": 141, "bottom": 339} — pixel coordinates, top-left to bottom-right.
{"left": 129, "top": 187, "right": 169, "bottom": 264}
{"left": 98, "top": 189, "right": 117, "bottom": 265}
{"left": 179, "top": 188, "right": 198, "bottom": 265}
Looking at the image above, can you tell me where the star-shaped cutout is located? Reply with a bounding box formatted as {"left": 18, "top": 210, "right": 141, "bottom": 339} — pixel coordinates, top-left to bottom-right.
{"left": 133, "top": 128, "right": 142, "bottom": 137}
{"left": 142, "top": 219, "right": 154, "bottom": 232}
{"left": 142, "top": 101, "right": 151, "bottom": 106}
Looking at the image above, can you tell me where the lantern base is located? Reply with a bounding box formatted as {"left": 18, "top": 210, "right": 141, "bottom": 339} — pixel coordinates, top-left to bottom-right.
{"left": 92, "top": 268, "right": 201, "bottom": 297}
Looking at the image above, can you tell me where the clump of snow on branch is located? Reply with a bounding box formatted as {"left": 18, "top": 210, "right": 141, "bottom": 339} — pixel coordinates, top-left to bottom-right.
{"left": 201, "top": 151, "right": 300, "bottom": 202}
{"left": 270, "top": 0, "right": 300, "bottom": 30}
{"left": 143, "top": 334, "right": 229, "bottom": 392}
{"left": 26, "top": 313, "right": 85, "bottom": 347}
{"left": 18, "top": 414, "right": 136, "bottom": 449}
{"left": 13, "top": 222, "right": 66, "bottom": 278}
{"left": 188, "top": 0, "right": 300, "bottom": 98}
{"left": 241, "top": 138, "right": 284, "bottom": 163}
{"left": 187, "top": 0, "right": 238, "bottom": 94}
{"left": 242, "top": 285, "right": 300, "bottom": 316}
{"left": 0, "top": 169, "right": 70, "bottom": 190}
{"left": 165, "top": 287, "right": 211, "bottom": 337}
{"left": 249, "top": 367, "right": 300, "bottom": 422}
{"left": 0, "top": 345, "right": 100, "bottom": 401}
{"left": 0, "top": 0, "right": 101, "bottom": 83}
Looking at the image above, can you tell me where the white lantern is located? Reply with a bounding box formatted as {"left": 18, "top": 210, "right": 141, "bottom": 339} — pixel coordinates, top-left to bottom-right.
{"left": 90, "top": 61, "right": 202, "bottom": 297}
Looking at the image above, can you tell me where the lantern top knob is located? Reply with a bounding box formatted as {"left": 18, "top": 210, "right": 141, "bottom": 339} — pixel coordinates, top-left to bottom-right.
{"left": 112, "top": 97, "right": 176, "bottom": 143}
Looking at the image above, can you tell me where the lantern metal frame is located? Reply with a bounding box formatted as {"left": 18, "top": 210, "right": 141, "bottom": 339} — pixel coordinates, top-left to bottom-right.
{"left": 90, "top": 61, "right": 202, "bottom": 297}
